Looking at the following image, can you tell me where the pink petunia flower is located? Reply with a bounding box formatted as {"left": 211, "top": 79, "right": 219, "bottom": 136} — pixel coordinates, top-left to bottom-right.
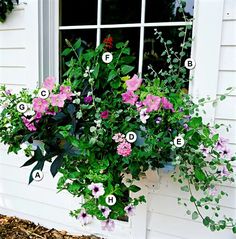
{"left": 124, "top": 204, "right": 135, "bottom": 216}
{"left": 140, "top": 108, "right": 150, "bottom": 124}
{"left": 199, "top": 144, "right": 210, "bottom": 157}
{"left": 143, "top": 94, "right": 161, "bottom": 113}
{"left": 218, "top": 165, "right": 230, "bottom": 177}
{"left": 50, "top": 94, "right": 67, "bottom": 108}
{"left": 32, "top": 98, "right": 49, "bottom": 113}
{"left": 98, "top": 205, "right": 111, "bottom": 218}
{"left": 100, "top": 110, "right": 109, "bottom": 119}
{"left": 101, "top": 219, "right": 115, "bottom": 231}
{"left": 60, "top": 85, "right": 74, "bottom": 100}
{"left": 43, "top": 76, "right": 56, "bottom": 91}
{"left": 122, "top": 91, "right": 138, "bottom": 105}
{"left": 112, "top": 133, "right": 125, "bottom": 143}
{"left": 117, "top": 142, "right": 132, "bottom": 157}
{"left": 77, "top": 209, "right": 92, "bottom": 225}
{"left": 126, "top": 74, "right": 142, "bottom": 91}
{"left": 21, "top": 117, "right": 37, "bottom": 132}
{"left": 88, "top": 183, "right": 105, "bottom": 198}
{"left": 161, "top": 97, "right": 174, "bottom": 112}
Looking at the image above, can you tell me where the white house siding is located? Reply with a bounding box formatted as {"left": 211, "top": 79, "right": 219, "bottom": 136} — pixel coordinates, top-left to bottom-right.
{"left": 146, "top": 0, "right": 236, "bottom": 239}
{"left": 0, "top": 0, "right": 236, "bottom": 239}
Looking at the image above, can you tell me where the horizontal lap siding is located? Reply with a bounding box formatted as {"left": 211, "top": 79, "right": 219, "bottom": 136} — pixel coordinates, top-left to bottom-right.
{"left": 147, "top": 0, "right": 236, "bottom": 238}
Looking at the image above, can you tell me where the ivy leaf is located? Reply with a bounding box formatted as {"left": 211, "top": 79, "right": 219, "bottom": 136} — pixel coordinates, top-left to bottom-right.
{"left": 220, "top": 95, "right": 226, "bottom": 101}
{"left": 232, "top": 227, "right": 236, "bottom": 233}
{"left": 121, "top": 65, "right": 134, "bottom": 75}
{"left": 188, "top": 117, "right": 202, "bottom": 128}
{"left": 50, "top": 154, "right": 64, "bottom": 177}
{"left": 181, "top": 185, "right": 189, "bottom": 192}
{"left": 203, "top": 216, "right": 210, "bottom": 227}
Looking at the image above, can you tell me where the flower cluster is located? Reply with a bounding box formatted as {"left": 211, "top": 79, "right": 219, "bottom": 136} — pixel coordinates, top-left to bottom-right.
{"left": 0, "top": 37, "right": 236, "bottom": 234}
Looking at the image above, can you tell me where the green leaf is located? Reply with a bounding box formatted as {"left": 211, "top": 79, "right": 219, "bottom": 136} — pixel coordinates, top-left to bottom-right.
{"left": 181, "top": 185, "right": 189, "bottom": 192}
{"left": 73, "top": 39, "right": 81, "bottom": 49}
{"left": 108, "top": 70, "right": 118, "bottom": 82}
{"left": 29, "top": 160, "right": 45, "bottom": 184}
{"left": 203, "top": 217, "right": 210, "bottom": 227}
{"left": 192, "top": 211, "right": 199, "bottom": 220}
{"left": 121, "top": 65, "right": 134, "bottom": 75}
{"left": 50, "top": 155, "right": 64, "bottom": 177}
{"left": 93, "top": 64, "right": 100, "bottom": 79}
{"left": 110, "top": 78, "right": 121, "bottom": 89}
{"left": 90, "top": 126, "right": 97, "bottom": 133}
{"left": 116, "top": 42, "right": 124, "bottom": 49}
{"left": 129, "top": 185, "right": 141, "bottom": 193}
{"left": 61, "top": 48, "right": 72, "bottom": 56}
{"left": 179, "top": 31, "right": 185, "bottom": 37}
{"left": 220, "top": 95, "right": 226, "bottom": 101}
{"left": 232, "top": 227, "right": 236, "bottom": 233}
{"left": 195, "top": 169, "right": 206, "bottom": 181}
{"left": 123, "top": 47, "right": 130, "bottom": 55}
{"left": 188, "top": 117, "right": 202, "bottom": 128}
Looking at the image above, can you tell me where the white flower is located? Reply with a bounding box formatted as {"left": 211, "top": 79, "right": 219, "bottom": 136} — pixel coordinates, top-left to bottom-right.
{"left": 98, "top": 205, "right": 111, "bottom": 218}
{"left": 124, "top": 204, "right": 135, "bottom": 216}
{"left": 88, "top": 182, "right": 105, "bottom": 198}
{"left": 140, "top": 108, "right": 150, "bottom": 124}
{"left": 77, "top": 209, "right": 92, "bottom": 225}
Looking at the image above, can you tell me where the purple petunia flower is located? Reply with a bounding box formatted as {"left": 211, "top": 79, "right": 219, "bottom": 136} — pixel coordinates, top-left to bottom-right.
{"left": 84, "top": 96, "right": 93, "bottom": 104}
{"left": 88, "top": 182, "right": 105, "bottom": 198}
{"left": 124, "top": 204, "right": 135, "bottom": 216}
{"left": 98, "top": 205, "right": 111, "bottom": 218}
{"left": 77, "top": 209, "right": 92, "bottom": 225}
{"left": 101, "top": 219, "right": 115, "bottom": 231}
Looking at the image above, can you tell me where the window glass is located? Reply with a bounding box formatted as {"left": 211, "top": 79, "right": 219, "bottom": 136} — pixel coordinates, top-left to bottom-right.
{"left": 143, "top": 27, "right": 191, "bottom": 77}
{"left": 60, "top": 0, "right": 97, "bottom": 26}
{"left": 102, "top": 0, "right": 142, "bottom": 24}
{"left": 101, "top": 28, "right": 140, "bottom": 72}
{"left": 60, "top": 29, "right": 97, "bottom": 77}
{"left": 145, "top": 0, "right": 194, "bottom": 22}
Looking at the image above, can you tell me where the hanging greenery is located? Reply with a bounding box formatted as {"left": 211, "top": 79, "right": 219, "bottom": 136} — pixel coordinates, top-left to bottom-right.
{"left": 0, "top": 0, "right": 18, "bottom": 23}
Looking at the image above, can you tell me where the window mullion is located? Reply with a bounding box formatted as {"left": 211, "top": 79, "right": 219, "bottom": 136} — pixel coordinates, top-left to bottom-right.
{"left": 138, "top": 0, "right": 146, "bottom": 75}
{"left": 96, "top": 0, "right": 102, "bottom": 47}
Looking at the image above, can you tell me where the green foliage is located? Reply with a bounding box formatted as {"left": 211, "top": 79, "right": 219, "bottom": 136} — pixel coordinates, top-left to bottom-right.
{"left": 0, "top": 0, "right": 18, "bottom": 23}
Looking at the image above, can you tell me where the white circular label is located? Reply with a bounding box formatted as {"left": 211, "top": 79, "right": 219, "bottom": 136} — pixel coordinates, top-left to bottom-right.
{"left": 105, "top": 195, "right": 117, "bottom": 206}
{"left": 174, "top": 136, "right": 185, "bottom": 148}
{"left": 32, "top": 170, "right": 44, "bottom": 181}
{"left": 102, "top": 52, "right": 113, "bottom": 64}
{"left": 184, "top": 58, "right": 196, "bottom": 70}
{"left": 126, "top": 132, "right": 137, "bottom": 143}
{"left": 38, "top": 88, "right": 50, "bottom": 99}
{"left": 17, "top": 102, "right": 28, "bottom": 113}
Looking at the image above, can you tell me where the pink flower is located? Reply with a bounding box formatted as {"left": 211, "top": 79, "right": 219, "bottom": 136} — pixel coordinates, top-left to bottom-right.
{"left": 34, "top": 112, "right": 42, "bottom": 123}
{"left": 126, "top": 74, "right": 142, "bottom": 91}
{"left": 50, "top": 94, "right": 67, "bottom": 108}
{"left": 117, "top": 142, "right": 132, "bottom": 157}
{"left": 122, "top": 91, "right": 138, "bottom": 105}
{"left": 112, "top": 133, "right": 125, "bottom": 143}
{"left": 140, "top": 108, "right": 150, "bottom": 124}
{"left": 124, "top": 204, "right": 135, "bottom": 216}
{"left": 101, "top": 219, "right": 115, "bottom": 231}
{"left": 43, "top": 76, "right": 56, "bottom": 91}
{"left": 60, "top": 85, "right": 73, "bottom": 100}
{"left": 32, "top": 98, "right": 49, "bottom": 113}
{"left": 199, "top": 144, "right": 210, "bottom": 157}
{"left": 218, "top": 165, "right": 230, "bottom": 177}
{"left": 77, "top": 209, "right": 92, "bottom": 225}
{"left": 143, "top": 94, "right": 161, "bottom": 113}
{"left": 161, "top": 97, "right": 174, "bottom": 112}
{"left": 45, "top": 110, "right": 56, "bottom": 116}
{"left": 98, "top": 205, "right": 111, "bottom": 218}
{"left": 88, "top": 183, "right": 105, "bottom": 198}
{"left": 22, "top": 117, "right": 37, "bottom": 132}
{"left": 100, "top": 110, "right": 109, "bottom": 119}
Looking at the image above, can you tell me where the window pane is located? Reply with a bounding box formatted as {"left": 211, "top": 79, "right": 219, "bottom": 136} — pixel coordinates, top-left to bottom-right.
{"left": 60, "top": 0, "right": 97, "bottom": 26}
{"left": 60, "top": 29, "right": 97, "bottom": 79}
{"left": 145, "top": 0, "right": 194, "bottom": 22}
{"left": 143, "top": 27, "right": 191, "bottom": 87}
{"left": 102, "top": 0, "right": 142, "bottom": 24}
{"left": 101, "top": 28, "right": 140, "bottom": 72}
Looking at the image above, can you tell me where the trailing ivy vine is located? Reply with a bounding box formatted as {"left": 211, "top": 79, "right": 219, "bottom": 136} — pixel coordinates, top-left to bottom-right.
{"left": 0, "top": 0, "right": 18, "bottom": 23}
